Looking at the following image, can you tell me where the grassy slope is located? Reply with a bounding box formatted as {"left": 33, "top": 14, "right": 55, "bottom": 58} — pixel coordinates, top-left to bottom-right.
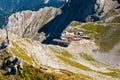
{"left": 0, "top": 46, "right": 92, "bottom": 80}
{"left": 66, "top": 22, "right": 120, "bottom": 51}
{"left": 16, "top": 64, "right": 92, "bottom": 80}
{"left": 82, "top": 23, "right": 120, "bottom": 51}
{"left": 0, "top": 36, "right": 93, "bottom": 80}
{"left": 1, "top": 9, "right": 120, "bottom": 79}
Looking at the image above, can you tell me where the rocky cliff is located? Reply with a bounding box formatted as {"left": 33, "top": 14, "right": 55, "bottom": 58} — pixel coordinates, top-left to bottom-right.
{"left": 7, "top": 7, "right": 61, "bottom": 42}
{"left": 7, "top": 0, "right": 120, "bottom": 44}
{"left": 0, "top": 0, "right": 120, "bottom": 79}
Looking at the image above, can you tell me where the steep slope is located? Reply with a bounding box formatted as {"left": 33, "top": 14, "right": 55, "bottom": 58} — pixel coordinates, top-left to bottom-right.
{"left": 95, "top": 0, "right": 120, "bottom": 13}
{"left": 64, "top": 13, "right": 120, "bottom": 69}
{"left": 0, "top": 0, "right": 66, "bottom": 27}
{"left": 7, "top": 7, "right": 61, "bottom": 42}
{"left": 7, "top": 0, "right": 98, "bottom": 44}
{"left": 1, "top": 0, "right": 120, "bottom": 79}
{"left": 0, "top": 29, "right": 120, "bottom": 80}
{"left": 7, "top": 0, "right": 120, "bottom": 44}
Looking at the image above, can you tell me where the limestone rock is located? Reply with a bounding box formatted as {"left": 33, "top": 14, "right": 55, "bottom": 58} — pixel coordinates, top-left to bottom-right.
{"left": 7, "top": 7, "right": 61, "bottom": 41}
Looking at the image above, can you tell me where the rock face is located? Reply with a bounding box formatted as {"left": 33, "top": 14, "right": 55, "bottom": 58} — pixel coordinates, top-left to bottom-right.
{"left": 7, "top": 7, "right": 61, "bottom": 41}
{"left": 67, "top": 0, "right": 120, "bottom": 14}
{"left": 7, "top": 0, "right": 97, "bottom": 43}
{"left": 0, "top": 0, "right": 66, "bottom": 27}
{"left": 0, "top": 0, "right": 120, "bottom": 80}
{"left": 6, "top": 0, "right": 120, "bottom": 44}
{"left": 96, "top": 0, "right": 120, "bottom": 13}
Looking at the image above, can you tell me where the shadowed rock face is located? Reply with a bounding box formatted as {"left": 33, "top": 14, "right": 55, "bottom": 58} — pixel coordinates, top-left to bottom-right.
{"left": 7, "top": 0, "right": 98, "bottom": 44}
{"left": 7, "top": 7, "right": 61, "bottom": 41}
{"left": 38, "top": 0, "right": 120, "bottom": 44}
{"left": 38, "top": 0, "right": 97, "bottom": 44}
{"left": 0, "top": 0, "right": 66, "bottom": 27}
{"left": 7, "top": 0, "right": 120, "bottom": 44}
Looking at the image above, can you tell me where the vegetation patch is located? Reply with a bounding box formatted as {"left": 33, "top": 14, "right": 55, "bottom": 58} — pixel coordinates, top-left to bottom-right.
{"left": 0, "top": 69, "right": 12, "bottom": 80}
{"left": 16, "top": 64, "right": 92, "bottom": 80}
{"left": 66, "top": 21, "right": 120, "bottom": 51}
{"left": 69, "top": 21, "right": 81, "bottom": 27}
{"left": 102, "top": 9, "right": 120, "bottom": 20}
{"left": 106, "top": 68, "right": 120, "bottom": 78}
{"left": 80, "top": 53, "right": 95, "bottom": 61}
{"left": 24, "top": 38, "right": 33, "bottom": 44}
{"left": 80, "top": 23, "right": 120, "bottom": 51}
{"left": 49, "top": 46, "right": 72, "bottom": 58}
{"left": 80, "top": 53, "right": 108, "bottom": 67}
{"left": 60, "top": 49, "right": 73, "bottom": 58}
{"left": 0, "top": 57, "right": 92, "bottom": 80}
{"left": 59, "top": 69, "right": 92, "bottom": 80}
{"left": 81, "top": 23, "right": 110, "bottom": 36}
{"left": 56, "top": 55, "right": 92, "bottom": 71}
{"left": 11, "top": 42, "right": 32, "bottom": 64}
{"left": 17, "top": 65, "right": 56, "bottom": 80}
{"left": 111, "top": 16, "right": 120, "bottom": 23}
{"left": 99, "top": 71, "right": 120, "bottom": 78}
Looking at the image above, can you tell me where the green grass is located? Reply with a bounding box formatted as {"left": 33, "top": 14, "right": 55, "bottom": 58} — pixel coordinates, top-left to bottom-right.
{"left": 80, "top": 23, "right": 120, "bottom": 51}
{"left": 16, "top": 64, "right": 92, "bottom": 80}
{"left": 105, "top": 68, "right": 120, "bottom": 78}
{"left": 80, "top": 53, "right": 108, "bottom": 68}
{"left": 81, "top": 23, "right": 110, "bottom": 36}
{"left": 11, "top": 41, "right": 32, "bottom": 64}
{"left": 102, "top": 9, "right": 120, "bottom": 21}
{"left": 61, "top": 49, "right": 73, "bottom": 58}
{"left": 56, "top": 55, "right": 92, "bottom": 71}
{"left": 80, "top": 53, "right": 95, "bottom": 61}
{"left": 99, "top": 71, "right": 120, "bottom": 78}
{"left": 59, "top": 69, "right": 92, "bottom": 80}
{"left": 70, "top": 21, "right": 81, "bottom": 27}
{"left": 111, "top": 16, "right": 120, "bottom": 23}
{"left": 0, "top": 60, "right": 92, "bottom": 80}
{"left": 0, "top": 69, "right": 11, "bottom": 80}
{"left": 49, "top": 46, "right": 72, "bottom": 58}
{"left": 24, "top": 38, "right": 33, "bottom": 44}
{"left": 66, "top": 21, "right": 120, "bottom": 51}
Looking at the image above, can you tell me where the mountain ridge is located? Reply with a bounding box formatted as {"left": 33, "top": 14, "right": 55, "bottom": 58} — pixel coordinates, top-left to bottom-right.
{"left": 0, "top": 0, "right": 120, "bottom": 79}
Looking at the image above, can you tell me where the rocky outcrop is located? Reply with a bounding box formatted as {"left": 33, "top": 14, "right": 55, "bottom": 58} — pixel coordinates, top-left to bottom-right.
{"left": 67, "top": 0, "right": 120, "bottom": 13}
{"left": 0, "top": 0, "right": 120, "bottom": 79}
{"left": 7, "top": 7, "right": 61, "bottom": 41}
{"left": 6, "top": 0, "right": 120, "bottom": 44}
{"left": 96, "top": 0, "right": 120, "bottom": 13}
{"left": 0, "top": 53, "right": 23, "bottom": 76}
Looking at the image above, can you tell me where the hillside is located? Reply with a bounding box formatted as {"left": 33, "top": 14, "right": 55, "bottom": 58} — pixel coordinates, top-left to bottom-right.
{"left": 6, "top": 0, "right": 120, "bottom": 44}
{"left": 0, "top": 27, "right": 120, "bottom": 80}
{"left": 0, "top": 0, "right": 120, "bottom": 80}
{"left": 0, "top": 0, "right": 66, "bottom": 27}
{"left": 7, "top": 7, "right": 61, "bottom": 42}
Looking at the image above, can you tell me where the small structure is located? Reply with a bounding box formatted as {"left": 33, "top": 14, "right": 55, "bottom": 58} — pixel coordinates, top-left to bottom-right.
{"left": 53, "top": 31, "right": 91, "bottom": 46}
{"left": 81, "top": 35, "right": 91, "bottom": 39}
{"left": 40, "top": 66, "right": 47, "bottom": 70}
{"left": 53, "top": 39, "right": 71, "bottom": 46}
